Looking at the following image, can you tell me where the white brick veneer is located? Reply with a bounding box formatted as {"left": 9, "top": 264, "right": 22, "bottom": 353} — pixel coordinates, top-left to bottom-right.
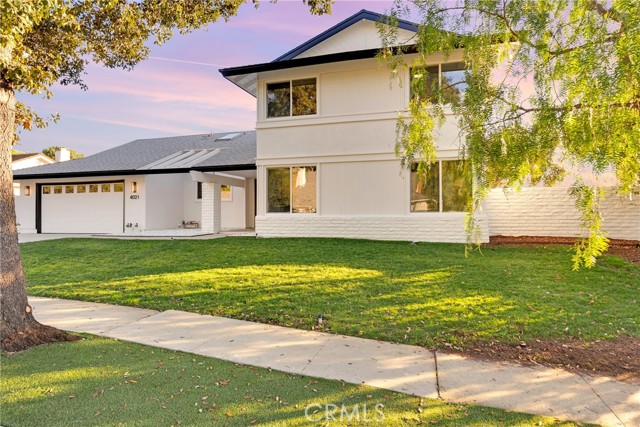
{"left": 484, "top": 187, "right": 640, "bottom": 240}
{"left": 201, "top": 182, "right": 221, "bottom": 233}
{"left": 256, "top": 214, "right": 489, "bottom": 243}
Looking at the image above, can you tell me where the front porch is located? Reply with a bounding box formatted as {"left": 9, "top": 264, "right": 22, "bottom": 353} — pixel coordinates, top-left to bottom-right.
{"left": 190, "top": 169, "right": 256, "bottom": 234}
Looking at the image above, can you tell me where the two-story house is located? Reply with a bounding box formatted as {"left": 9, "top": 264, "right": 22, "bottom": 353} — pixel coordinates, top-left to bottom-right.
{"left": 217, "top": 9, "right": 485, "bottom": 243}
{"left": 13, "top": 9, "right": 640, "bottom": 240}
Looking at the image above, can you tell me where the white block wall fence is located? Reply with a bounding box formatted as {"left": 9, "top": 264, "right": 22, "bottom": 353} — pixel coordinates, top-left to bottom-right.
{"left": 484, "top": 187, "right": 640, "bottom": 240}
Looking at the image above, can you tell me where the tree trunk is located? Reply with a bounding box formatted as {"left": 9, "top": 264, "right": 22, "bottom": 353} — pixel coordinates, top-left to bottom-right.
{"left": 0, "top": 81, "right": 76, "bottom": 352}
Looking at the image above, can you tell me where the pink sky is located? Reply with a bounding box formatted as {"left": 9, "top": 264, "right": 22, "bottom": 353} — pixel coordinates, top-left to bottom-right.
{"left": 15, "top": 0, "right": 397, "bottom": 155}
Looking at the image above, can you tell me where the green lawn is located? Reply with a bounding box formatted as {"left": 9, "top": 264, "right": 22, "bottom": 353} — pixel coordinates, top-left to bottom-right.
{"left": 1, "top": 336, "right": 591, "bottom": 427}
{"left": 21, "top": 237, "right": 640, "bottom": 348}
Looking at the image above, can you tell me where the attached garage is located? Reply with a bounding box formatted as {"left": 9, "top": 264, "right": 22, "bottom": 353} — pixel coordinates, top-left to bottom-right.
{"left": 38, "top": 181, "right": 125, "bottom": 234}
{"left": 13, "top": 132, "right": 257, "bottom": 235}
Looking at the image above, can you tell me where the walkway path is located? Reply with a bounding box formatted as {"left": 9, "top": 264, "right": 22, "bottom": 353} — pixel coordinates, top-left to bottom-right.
{"left": 29, "top": 297, "right": 639, "bottom": 427}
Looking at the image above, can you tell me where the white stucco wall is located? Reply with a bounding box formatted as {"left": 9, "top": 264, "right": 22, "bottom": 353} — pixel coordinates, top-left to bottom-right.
{"left": 183, "top": 174, "right": 202, "bottom": 224}
{"left": 221, "top": 185, "right": 247, "bottom": 229}
{"left": 484, "top": 187, "right": 640, "bottom": 240}
{"left": 145, "top": 174, "right": 184, "bottom": 230}
{"left": 14, "top": 180, "right": 36, "bottom": 232}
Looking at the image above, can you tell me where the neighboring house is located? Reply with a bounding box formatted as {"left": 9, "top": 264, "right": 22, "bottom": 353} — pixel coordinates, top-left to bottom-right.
{"left": 12, "top": 153, "right": 54, "bottom": 198}
{"left": 12, "top": 153, "right": 55, "bottom": 171}
{"left": 12, "top": 132, "right": 256, "bottom": 234}
{"left": 13, "top": 10, "right": 640, "bottom": 240}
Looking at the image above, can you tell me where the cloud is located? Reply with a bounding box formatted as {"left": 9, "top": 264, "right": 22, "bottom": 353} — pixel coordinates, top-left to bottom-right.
{"left": 16, "top": 1, "right": 398, "bottom": 155}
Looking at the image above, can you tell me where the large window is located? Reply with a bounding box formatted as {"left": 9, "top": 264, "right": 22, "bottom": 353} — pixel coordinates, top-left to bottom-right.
{"left": 410, "top": 160, "right": 468, "bottom": 212}
{"left": 267, "top": 166, "right": 317, "bottom": 213}
{"left": 267, "top": 78, "right": 317, "bottom": 118}
{"left": 410, "top": 62, "right": 467, "bottom": 104}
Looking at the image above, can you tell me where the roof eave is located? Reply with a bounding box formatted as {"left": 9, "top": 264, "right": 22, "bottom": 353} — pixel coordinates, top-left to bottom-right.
{"left": 220, "top": 46, "right": 418, "bottom": 95}
{"left": 13, "top": 164, "right": 257, "bottom": 180}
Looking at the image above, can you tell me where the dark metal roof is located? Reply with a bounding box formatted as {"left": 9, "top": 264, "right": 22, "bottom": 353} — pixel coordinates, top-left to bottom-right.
{"left": 13, "top": 131, "right": 256, "bottom": 180}
{"left": 273, "top": 9, "right": 419, "bottom": 62}
{"left": 220, "top": 45, "right": 420, "bottom": 79}
{"left": 221, "top": 48, "right": 383, "bottom": 78}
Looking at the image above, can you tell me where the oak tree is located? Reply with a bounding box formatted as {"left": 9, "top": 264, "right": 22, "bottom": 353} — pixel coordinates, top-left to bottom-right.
{"left": 0, "top": 0, "right": 331, "bottom": 352}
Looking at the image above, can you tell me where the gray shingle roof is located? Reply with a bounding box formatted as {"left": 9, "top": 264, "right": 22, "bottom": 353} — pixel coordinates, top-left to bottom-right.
{"left": 13, "top": 131, "right": 256, "bottom": 178}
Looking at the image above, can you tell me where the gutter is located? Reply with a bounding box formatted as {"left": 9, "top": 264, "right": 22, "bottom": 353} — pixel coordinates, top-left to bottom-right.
{"left": 13, "top": 163, "right": 257, "bottom": 180}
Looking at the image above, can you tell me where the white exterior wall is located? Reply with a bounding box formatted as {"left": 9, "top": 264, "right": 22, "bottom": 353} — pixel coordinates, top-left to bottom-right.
{"left": 183, "top": 174, "right": 202, "bottom": 224}
{"left": 221, "top": 185, "right": 247, "bottom": 229}
{"left": 255, "top": 214, "right": 487, "bottom": 243}
{"left": 484, "top": 187, "right": 640, "bottom": 240}
{"left": 294, "top": 19, "right": 416, "bottom": 59}
{"left": 145, "top": 174, "right": 185, "bottom": 230}
{"left": 255, "top": 158, "right": 488, "bottom": 243}
{"left": 320, "top": 160, "right": 406, "bottom": 215}
{"left": 12, "top": 155, "right": 53, "bottom": 170}
{"left": 201, "top": 182, "right": 222, "bottom": 233}
{"left": 184, "top": 174, "right": 248, "bottom": 230}
{"left": 14, "top": 180, "right": 37, "bottom": 233}
{"left": 253, "top": 52, "right": 474, "bottom": 243}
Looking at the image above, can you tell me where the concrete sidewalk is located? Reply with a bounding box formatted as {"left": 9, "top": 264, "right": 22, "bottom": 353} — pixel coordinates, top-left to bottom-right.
{"left": 29, "top": 297, "right": 639, "bottom": 427}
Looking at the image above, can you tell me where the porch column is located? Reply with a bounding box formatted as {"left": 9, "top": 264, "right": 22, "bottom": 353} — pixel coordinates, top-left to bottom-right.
{"left": 245, "top": 178, "right": 255, "bottom": 229}
{"left": 201, "top": 182, "right": 221, "bottom": 234}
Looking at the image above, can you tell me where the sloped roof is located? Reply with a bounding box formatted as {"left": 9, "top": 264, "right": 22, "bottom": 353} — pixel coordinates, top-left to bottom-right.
{"left": 12, "top": 153, "right": 49, "bottom": 162}
{"left": 220, "top": 9, "right": 419, "bottom": 97}
{"left": 273, "top": 9, "right": 418, "bottom": 62}
{"left": 13, "top": 131, "right": 256, "bottom": 179}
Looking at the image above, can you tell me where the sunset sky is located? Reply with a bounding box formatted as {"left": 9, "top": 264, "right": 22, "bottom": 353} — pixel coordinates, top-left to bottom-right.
{"left": 15, "top": 0, "right": 399, "bottom": 156}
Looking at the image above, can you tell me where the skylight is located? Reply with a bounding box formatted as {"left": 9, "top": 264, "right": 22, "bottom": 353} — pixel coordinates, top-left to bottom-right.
{"left": 138, "top": 149, "right": 221, "bottom": 170}
{"left": 216, "top": 132, "right": 242, "bottom": 141}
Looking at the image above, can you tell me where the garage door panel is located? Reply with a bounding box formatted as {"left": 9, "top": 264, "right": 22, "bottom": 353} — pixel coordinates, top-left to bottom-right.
{"left": 41, "top": 183, "right": 124, "bottom": 233}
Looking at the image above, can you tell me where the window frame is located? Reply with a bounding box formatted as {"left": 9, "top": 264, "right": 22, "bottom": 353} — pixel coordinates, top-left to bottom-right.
{"left": 265, "top": 165, "right": 318, "bottom": 214}
{"left": 409, "top": 62, "right": 467, "bottom": 104}
{"left": 409, "top": 159, "right": 468, "bottom": 214}
{"left": 265, "top": 76, "right": 319, "bottom": 120}
{"left": 196, "top": 181, "right": 233, "bottom": 202}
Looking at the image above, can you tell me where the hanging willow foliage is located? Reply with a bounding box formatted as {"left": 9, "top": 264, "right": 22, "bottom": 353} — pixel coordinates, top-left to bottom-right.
{"left": 378, "top": 0, "right": 640, "bottom": 268}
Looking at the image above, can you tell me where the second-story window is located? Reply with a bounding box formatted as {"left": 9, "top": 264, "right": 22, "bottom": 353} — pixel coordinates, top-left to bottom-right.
{"left": 410, "top": 62, "right": 467, "bottom": 104}
{"left": 267, "top": 78, "right": 317, "bottom": 118}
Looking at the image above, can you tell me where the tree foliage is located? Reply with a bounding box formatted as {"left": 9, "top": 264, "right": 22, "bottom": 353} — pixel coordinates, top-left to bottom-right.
{"left": 0, "top": 0, "right": 332, "bottom": 352}
{"left": 1, "top": 0, "right": 331, "bottom": 136}
{"left": 41, "top": 145, "right": 84, "bottom": 160}
{"left": 380, "top": 0, "right": 640, "bottom": 268}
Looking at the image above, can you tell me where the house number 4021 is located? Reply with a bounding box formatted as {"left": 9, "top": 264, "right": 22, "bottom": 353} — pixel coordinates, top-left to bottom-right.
{"left": 130, "top": 195, "right": 140, "bottom": 199}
